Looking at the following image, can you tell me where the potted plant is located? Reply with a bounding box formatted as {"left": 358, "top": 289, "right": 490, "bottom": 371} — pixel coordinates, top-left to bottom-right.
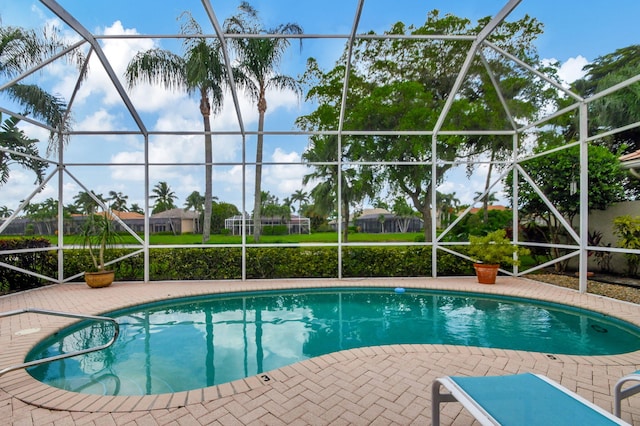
{"left": 80, "top": 208, "right": 119, "bottom": 288}
{"left": 468, "top": 229, "right": 530, "bottom": 284}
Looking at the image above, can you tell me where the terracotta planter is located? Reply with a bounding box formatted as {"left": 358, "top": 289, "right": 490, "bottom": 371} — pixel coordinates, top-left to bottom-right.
{"left": 473, "top": 263, "right": 500, "bottom": 284}
{"left": 84, "top": 270, "right": 115, "bottom": 288}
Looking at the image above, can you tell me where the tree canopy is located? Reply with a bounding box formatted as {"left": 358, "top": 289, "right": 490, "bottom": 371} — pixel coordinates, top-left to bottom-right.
{"left": 298, "top": 11, "right": 557, "bottom": 241}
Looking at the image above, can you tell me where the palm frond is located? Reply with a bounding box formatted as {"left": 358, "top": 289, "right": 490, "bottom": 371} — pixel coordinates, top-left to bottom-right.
{"left": 125, "top": 48, "right": 187, "bottom": 91}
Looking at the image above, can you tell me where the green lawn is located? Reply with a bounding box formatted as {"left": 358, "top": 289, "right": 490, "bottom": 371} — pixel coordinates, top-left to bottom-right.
{"left": 10, "top": 231, "right": 425, "bottom": 245}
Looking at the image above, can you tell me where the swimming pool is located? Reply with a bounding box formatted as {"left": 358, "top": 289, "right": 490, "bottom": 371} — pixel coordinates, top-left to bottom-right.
{"left": 26, "top": 287, "right": 640, "bottom": 396}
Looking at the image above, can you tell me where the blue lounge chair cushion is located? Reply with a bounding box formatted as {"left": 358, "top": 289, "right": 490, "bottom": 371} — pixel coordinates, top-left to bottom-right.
{"left": 433, "top": 373, "right": 628, "bottom": 425}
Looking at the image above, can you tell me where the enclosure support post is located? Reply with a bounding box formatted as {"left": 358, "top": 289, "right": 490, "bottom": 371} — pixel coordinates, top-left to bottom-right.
{"left": 578, "top": 103, "right": 589, "bottom": 293}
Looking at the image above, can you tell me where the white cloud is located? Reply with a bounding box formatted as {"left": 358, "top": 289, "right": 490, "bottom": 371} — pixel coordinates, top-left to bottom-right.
{"left": 69, "top": 21, "right": 157, "bottom": 108}
{"left": 76, "top": 109, "right": 118, "bottom": 132}
{"left": 544, "top": 55, "right": 589, "bottom": 88}
{"left": 264, "top": 148, "right": 307, "bottom": 198}
{"left": 557, "top": 55, "right": 589, "bottom": 86}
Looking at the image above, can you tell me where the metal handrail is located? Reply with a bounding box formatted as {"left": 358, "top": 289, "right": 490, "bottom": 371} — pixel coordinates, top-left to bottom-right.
{"left": 0, "top": 308, "right": 120, "bottom": 377}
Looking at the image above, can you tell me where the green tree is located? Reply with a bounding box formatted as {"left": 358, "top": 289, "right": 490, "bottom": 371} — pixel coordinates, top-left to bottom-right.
{"left": 0, "top": 205, "right": 13, "bottom": 218}
{"left": 210, "top": 201, "right": 240, "bottom": 234}
{"left": 184, "top": 190, "right": 206, "bottom": 214}
{"left": 437, "top": 191, "right": 461, "bottom": 228}
{"left": 573, "top": 45, "right": 640, "bottom": 154}
{"left": 150, "top": 181, "right": 177, "bottom": 214}
{"left": 126, "top": 12, "right": 226, "bottom": 243}
{"left": 391, "top": 197, "right": 418, "bottom": 233}
{"left": 129, "top": 203, "right": 144, "bottom": 215}
{"left": 506, "top": 139, "right": 626, "bottom": 271}
{"left": 73, "top": 191, "right": 105, "bottom": 215}
{"left": 0, "top": 24, "right": 83, "bottom": 153}
{"left": 290, "top": 189, "right": 308, "bottom": 214}
{"left": 22, "top": 197, "right": 58, "bottom": 234}
{"left": 108, "top": 190, "right": 129, "bottom": 211}
{"left": 301, "top": 135, "right": 375, "bottom": 242}
{"left": 224, "top": 2, "right": 303, "bottom": 242}
{"left": 298, "top": 11, "right": 550, "bottom": 241}
{"left": 0, "top": 113, "right": 47, "bottom": 186}
{"left": 259, "top": 191, "right": 291, "bottom": 222}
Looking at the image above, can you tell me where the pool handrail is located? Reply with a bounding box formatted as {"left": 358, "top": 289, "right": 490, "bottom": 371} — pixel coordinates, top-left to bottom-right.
{"left": 0, "top": 308, "right": 120, "bottom": 377}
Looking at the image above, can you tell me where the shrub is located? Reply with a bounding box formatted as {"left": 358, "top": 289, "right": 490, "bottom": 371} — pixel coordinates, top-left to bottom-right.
{"left": 613, "top": 215, "right": 640, "bottom": 276}
{"left": 0, "top": 238, "right": 56, "bottom": 293}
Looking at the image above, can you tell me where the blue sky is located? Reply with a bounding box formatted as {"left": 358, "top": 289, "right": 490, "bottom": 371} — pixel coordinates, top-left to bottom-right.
{"left": 1, "top": 0, "right": 639, "bottom": 216}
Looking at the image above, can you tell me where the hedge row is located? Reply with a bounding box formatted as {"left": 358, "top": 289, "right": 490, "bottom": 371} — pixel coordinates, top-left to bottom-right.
{"left": 0, "top": 238, "right": 56, "bottom": 293}
{"left": 0, "top": 238, "right": 476, "bottom": 292}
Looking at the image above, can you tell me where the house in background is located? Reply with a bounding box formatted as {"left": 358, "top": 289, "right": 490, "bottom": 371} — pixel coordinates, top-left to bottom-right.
{"left": 330, "top": 208, "right": 423, "bottom": 233}
{"left": 150, "top": 208, "right": 200, "bottom": 234}
{"left": 620, "top": 149, "right": 640, "bottom": 179}
{"left": 224, "top": 213, "right": 311, "bottom": 235}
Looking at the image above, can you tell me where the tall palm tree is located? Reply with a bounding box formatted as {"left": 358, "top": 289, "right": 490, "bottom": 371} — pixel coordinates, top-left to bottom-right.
{"left": 129, "top": 203, "right": 144, "bottom": 215}
{"left": 0, "top": 113, "right": 47, "bottom": 186}
{"left": 290, "top": 189, "right": 308, "bottom": 214}
{"left": 302, "top": 135, "right": 372, "bottom": 243}
{"left": 0, "top": 205, "right": 14, "bottom": 218}
{"left": 73, "top": 191, "right": 105, "bottom": 215}
{"left": 108, "top": 190, "right": 129, "bottom": 211}
{"left": 150, "top": 181, "right": 177, "bottom": 214}
{"left": 184, "top": 190, "right": 206, "bottom": 213}
{"left": 224, "top": 2, "right": 303, "bottom": 242}
{"left": 0, "top": 24, "right": 83, "bottom": 153}
{"left": 126, "top": 12, "right": 226, "bottom": 243}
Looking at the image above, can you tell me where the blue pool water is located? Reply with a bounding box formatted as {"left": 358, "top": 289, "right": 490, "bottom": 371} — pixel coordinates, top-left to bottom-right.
{"left": 27, "top": 288, "right": 640, "bottom": 396}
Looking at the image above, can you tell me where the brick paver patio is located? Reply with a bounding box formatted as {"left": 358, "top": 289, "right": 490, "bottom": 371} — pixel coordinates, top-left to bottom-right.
{"left": 1, "top": 276, "right": 639, "bottom": 425}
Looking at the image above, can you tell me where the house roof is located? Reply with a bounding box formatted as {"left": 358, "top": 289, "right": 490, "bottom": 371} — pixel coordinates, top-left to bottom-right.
{"left": 109, "top": 210, "right": 145, "bottom": 220}
{"left": 73, "top": 210, "right": 145, "bottom": 220}
{"left": 467, "top": 205, "right": 509, "bottom": 215}
{"left": 151, "top": 208, "right": 199, "bottom": 219}
{"left": 620, "top": 149, "right": 640, "bottom": 162}
{"left": 358, "top": 208, "right": 393, "bottom": 220}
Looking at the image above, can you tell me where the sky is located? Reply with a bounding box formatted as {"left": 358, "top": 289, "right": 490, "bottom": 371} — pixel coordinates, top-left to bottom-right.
{"left": 1, "top": 0, "right": 639, "bottom": 217}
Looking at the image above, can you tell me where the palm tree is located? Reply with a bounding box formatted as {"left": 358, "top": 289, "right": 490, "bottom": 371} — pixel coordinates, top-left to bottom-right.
{"left": 224, "top": 2, "right": 303, "bottom": 242}
{"left": 436, "top": 191, "right": 460, "bottom": 228}
{"left": 129, "top": 203, "right": 144, "bottom": 215}
{"left": 108, "top": 190, "right": 129, "bottom": 211}
{"left": 290, "top": 189, "right": 308, "bottom": 214}
{"left": 126, "top": 12, "right": 226, "bottom": 243}
{"left": 184, "top": 190, "right": 205, "bottom": 213}
{"left": 0, "top": 205, "right": 13, "bottom": 218}
{"left": 0, "top": 113, "right": 47, "bottom": 186}
{"left": 302, "top": 135, "right": 373, "bottom": 243}
{"left": 73, "top": 191, "right": 105, "bottom": 215}
{"left": 150, "top": 181, "right": 177, "bottom": 214}
{"left": 1, "top": 24, "right": 83, "bottom": 153}
{"left": 473, "top": 190, "right": 499, "bottom": 223}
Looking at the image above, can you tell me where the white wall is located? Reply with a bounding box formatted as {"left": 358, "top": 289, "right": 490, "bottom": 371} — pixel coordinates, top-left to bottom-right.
{"left": 586, "top": 200, "right": 640, "bottom": 273}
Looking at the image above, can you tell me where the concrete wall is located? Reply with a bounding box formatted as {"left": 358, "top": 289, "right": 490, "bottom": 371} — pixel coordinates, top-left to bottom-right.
{"left": 586, "top": 200, "right": 640, "bottom": 273}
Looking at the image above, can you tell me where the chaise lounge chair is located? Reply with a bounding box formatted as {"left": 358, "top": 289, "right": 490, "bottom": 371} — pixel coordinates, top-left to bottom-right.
{"left": 432, "top": 372, "right": 629, "bottom": 425}
{"left": 614, "top": 370, "right": 640, "bottom": 417}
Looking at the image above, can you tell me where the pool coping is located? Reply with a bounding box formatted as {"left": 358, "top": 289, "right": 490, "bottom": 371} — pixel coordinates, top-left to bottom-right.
{"left": 1, "top": 276, "right": 640, "bottom": 414}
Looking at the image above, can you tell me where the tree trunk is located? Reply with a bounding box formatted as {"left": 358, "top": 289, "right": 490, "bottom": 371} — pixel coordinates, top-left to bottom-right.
{"left": 201, "top": 91, "right": 213, "bottom": 243}
{"left": 342, "top": 196, "right": 349, "bottom": 243}
{"left": 482, "top": 150, "right": 496, "bottom": 224}
{"left": 420, "top": 187, "right": 433, "bottom": 242}
{"left": 253, "top": 95, "right": 267, "bottom": 243}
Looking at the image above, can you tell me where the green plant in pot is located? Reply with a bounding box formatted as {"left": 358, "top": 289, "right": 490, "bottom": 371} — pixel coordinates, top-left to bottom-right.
{"left": 468, "top": 229, "right": 530, "bottom": 284}
{"left": 81, "top": 209, "right": 119, "bottom": 288}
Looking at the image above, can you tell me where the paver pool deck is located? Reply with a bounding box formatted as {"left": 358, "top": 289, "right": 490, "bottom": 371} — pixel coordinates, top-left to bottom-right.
{"left": 1, "top": 276, "right": 640, "bottom": 425}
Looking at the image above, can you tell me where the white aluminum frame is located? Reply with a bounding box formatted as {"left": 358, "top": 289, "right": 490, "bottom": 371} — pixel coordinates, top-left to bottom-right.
{"left": 0, "top": 0, "right": 638, "bottom": 291}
